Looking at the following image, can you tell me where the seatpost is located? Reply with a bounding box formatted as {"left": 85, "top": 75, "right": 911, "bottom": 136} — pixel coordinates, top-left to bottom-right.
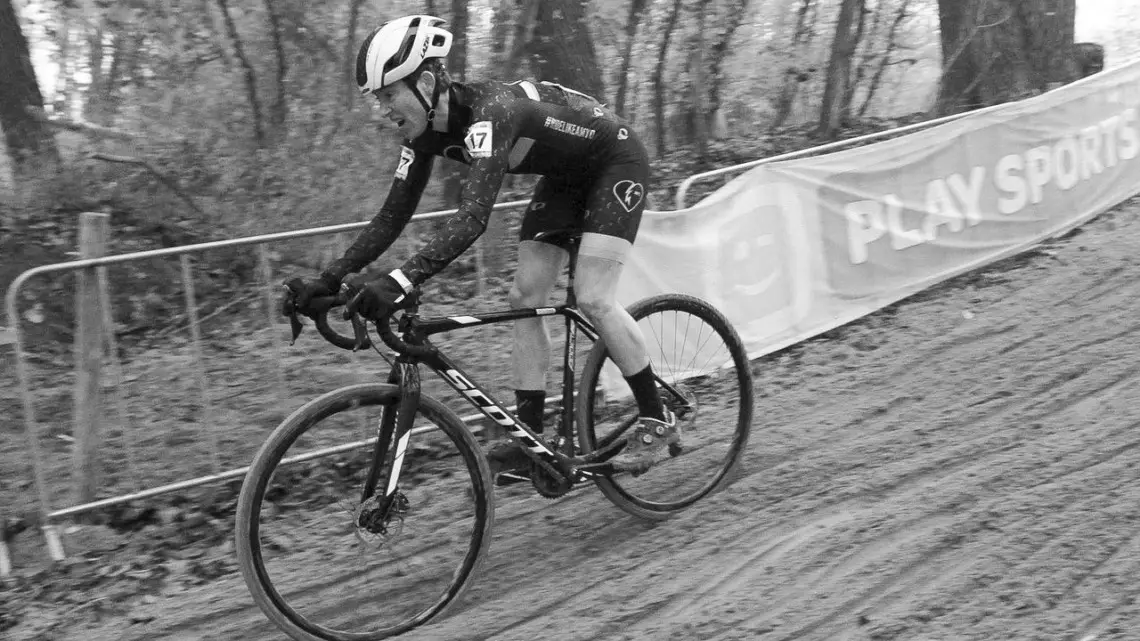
{"left": 565, "top": 246, "right": 578, "bottom": 307}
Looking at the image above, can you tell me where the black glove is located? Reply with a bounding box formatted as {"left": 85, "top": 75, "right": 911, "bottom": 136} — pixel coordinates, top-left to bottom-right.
{"left": 346, "top": 272, "right": 413, "bottom": 320}
{"left": 282, "top": 274, "right": 339, "bottom": 317}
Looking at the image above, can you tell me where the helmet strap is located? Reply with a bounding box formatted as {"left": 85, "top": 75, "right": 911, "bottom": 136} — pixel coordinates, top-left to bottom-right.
{"left": 408, "top": 71, "right": 443, "bottom": 126}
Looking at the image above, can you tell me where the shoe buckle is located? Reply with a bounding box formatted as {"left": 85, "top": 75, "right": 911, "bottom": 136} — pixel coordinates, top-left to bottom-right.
{"left": 653, "top": 425, "right": 666, "bottom": 436}
{"left": 640, "top": 433, "right": 654, "bottom": 445}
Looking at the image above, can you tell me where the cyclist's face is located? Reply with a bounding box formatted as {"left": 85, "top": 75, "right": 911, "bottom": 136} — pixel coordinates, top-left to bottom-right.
{"left": 371, "top": 76, "right": 429, "bottom": 139}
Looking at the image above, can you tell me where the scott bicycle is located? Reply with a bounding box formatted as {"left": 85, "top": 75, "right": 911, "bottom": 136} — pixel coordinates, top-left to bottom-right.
{"left": 235, "top": 230, "right": 753, "bottom": 640}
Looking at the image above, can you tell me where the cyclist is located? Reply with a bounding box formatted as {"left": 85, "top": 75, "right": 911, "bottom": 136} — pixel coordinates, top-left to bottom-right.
{"left": 284, "top": 15, "right": 676, "bottom": 473}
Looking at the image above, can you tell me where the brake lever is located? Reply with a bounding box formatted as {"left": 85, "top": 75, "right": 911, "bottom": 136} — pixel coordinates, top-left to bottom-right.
{"left": 349, "top": 313, "right": 369, "bottom": 352}
{"left": 336, "top": 281, "right": 370, "bottom": 352}
{"left": 289, "top": 312, "right": 304, "bottom": 345}
{"left": 282, "top": 285, "right": 304, "bottom": 345}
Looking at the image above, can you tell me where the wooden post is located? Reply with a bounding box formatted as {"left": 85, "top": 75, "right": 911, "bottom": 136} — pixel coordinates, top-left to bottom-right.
{"left": 73, "top": 212, "right": 109, "bottom": 505}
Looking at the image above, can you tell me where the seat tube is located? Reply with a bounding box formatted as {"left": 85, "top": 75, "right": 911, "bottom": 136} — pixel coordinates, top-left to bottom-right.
{"left": 560, "top": 247, "right": 578, "bottom": 444}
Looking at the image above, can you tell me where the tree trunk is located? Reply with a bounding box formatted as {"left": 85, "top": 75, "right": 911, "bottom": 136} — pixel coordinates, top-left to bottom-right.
{"left": 344, "top": 0, "right": 367, "bottom": 110}
{"left": 264, "top": 0, "right": 288, "bottom": 137}
{"left": 842, "top": 0, "right": 878, "bottom": 120}
{"left": 490, "top": 0, "right": 514, "bottom": 73}
{"left": 818, "top": 0, "right": 864, "bottom": 139}
{"left": 52, "top": 8, "right": 71, "bottom": 115}
{"left": 859, "top": 0, "right": 913, "bottom": 118}
{"left": 529, "top": 0, "right": 605, "bottom": 100}
{"left": 936, "top": 0, "right": 1076, "bottom": 115}
{"left": 653, "top": 0, "right": 684, "bottom": 157}
{"left": 614, "top": 0, "right": 649, "bottom": 118}
{"left": 770, "top": 0, "right": 818, "bottom": 130}
{"left": 505, "top": 0, "right": 540, "bottom": 79}
{"left": 216, "top": 0, "right": 265, "bottom": 146}
{"left": 707, "top": 0, "right": 750, "bottom": 138}
{"left": 83, "top": 25, "right": 105, "bottom": 122}
{"left": 688, "top": 0, "right": 709, "bottom": 158}
{"left": 0, "top": 0, "right": 59, "bottom": 168}
{"left": 442, "top": 0, "right": 469, "bottom": 207}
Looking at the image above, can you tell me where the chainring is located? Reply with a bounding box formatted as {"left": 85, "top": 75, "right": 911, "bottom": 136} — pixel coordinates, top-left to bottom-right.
{"left": 529, "top": 460, "right": 573, "bottom": 498}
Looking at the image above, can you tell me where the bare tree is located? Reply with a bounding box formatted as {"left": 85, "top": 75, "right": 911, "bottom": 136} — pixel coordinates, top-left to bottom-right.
{"left": 653, "top": 0, "right": 684, "bottom": 156}
{"left": 529, "top": 0, "right": 605, "bottom": 99}
{"left": 443, "top": 0, "right": 469, "bottom": 207}
{"left": 858, "top": 0, "right": 915, "bottom": 118}
{"left": 0, "top": 0, "right": 59, "bottom": 169}
{"left": 687, "top": 0, "right": 710, "bottom": 157}
{"left": 614, "top": 0, "right": 650, "bottom": 118}
{"left": 843, "top": 0, "right": 880, "bottom": 119}
{"left": 707, "top": 0, "right": 751, "bottom": 139}
{"left": 936, "top": 0, "right": 1076, "bottom": 115}
{"left": 216, "top": 0, "right": 265, "bottom": 145}
{"left": 264, "top": 0, "right": 289, "bottom": 136}
{"left": 818, "top": 0, "right": 865, "bottom": 138}
{"left": 771, "top": 0, "right": 819, "bottom": 129}
{"left": 343, "top": 0, "right": 368, "bottom": 110}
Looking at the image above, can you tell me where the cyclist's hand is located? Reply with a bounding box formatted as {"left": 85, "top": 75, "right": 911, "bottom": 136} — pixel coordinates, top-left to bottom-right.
{"left": 346, "top": 273, "right": 413, "bottom": 321}
{"left": 282, "top": 276, "right": 338, "bottom": 317}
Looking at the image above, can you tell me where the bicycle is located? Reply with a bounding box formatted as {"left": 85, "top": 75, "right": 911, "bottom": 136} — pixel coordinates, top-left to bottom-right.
{"left": 235, "top": 229, "right": 754, "bottom": 640}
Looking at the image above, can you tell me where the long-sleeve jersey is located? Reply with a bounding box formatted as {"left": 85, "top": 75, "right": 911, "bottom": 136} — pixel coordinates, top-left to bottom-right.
{"left": 323, "top": 78, "right": 641, "bottom": 285}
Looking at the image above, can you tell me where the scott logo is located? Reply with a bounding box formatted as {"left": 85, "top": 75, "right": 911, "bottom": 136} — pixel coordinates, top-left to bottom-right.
{"left": 439, "top": 369, "right": 550, "bottom": 454}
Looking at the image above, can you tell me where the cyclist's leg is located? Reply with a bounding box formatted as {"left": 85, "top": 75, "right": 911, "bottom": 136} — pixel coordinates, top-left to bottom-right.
{"left": 574, "top": 159, "right": 665, "bottom": 413}
{"left": 574, "top": 137, "right": 678, "bottom": 469}
{"left": 512, "top": 178, "right": 577, "bottom": 410}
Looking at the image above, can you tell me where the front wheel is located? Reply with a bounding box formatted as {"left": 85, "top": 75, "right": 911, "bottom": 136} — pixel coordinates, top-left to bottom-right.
{"left": 578, "top": 294, "right": 753, "bottom": 520}
{"left": 235, "top": 383, "right": 494, "bottom": 640}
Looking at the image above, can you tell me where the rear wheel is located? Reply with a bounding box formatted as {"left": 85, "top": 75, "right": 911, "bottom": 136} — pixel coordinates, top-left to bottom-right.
{"left": 235, "top": 383, "right": 494, "bottom": 640}
{"left": 577, "top": 294, "right": 753, "bottom": 520}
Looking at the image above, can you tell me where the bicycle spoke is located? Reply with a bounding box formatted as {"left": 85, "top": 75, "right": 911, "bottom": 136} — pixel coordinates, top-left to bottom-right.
{"left": 237, "top": 385, "right": 493, "bottom": 640}
{"left": 578, "top": 295, "right": 753, "bottom": 519}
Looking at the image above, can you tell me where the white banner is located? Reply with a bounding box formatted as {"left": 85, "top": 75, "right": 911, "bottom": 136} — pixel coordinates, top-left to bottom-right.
{"left": 623, "top": 59, "right": 1140, "bottom": 361}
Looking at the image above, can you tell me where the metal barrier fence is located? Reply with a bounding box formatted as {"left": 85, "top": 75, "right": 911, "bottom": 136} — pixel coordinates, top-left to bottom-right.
{"left": 2, "top": 199, "right": 531, "bottom": 574}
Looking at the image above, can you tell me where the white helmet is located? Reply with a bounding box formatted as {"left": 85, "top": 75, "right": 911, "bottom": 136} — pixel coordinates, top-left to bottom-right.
{"left": 356, "top": 16, "right": 452, "bottom": 95}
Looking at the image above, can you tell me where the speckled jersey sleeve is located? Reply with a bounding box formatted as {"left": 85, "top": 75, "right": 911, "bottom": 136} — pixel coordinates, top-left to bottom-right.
{"left": 322, "top": 147, "right": 435, "bottom": 282}
{"left": 398, "top": 101, "right": 515, "bottom": 285}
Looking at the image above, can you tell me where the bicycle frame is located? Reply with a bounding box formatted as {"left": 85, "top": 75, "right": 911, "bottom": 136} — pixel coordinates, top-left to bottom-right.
{"left": 391, "top": 304, "right": 603, "bottom": 480}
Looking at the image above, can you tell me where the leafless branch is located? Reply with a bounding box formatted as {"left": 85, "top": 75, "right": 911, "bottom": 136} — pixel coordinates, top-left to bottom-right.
{"left": 88, "top": 153, "right": 205, "bottom": 217}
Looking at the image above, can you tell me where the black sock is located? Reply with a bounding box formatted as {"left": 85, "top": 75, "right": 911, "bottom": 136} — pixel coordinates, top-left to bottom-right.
{"left": 624, "top": 365, "right": 666, "bottom": 421}
{"left": 514, "top": 389, "right": 546, "bottom": 433}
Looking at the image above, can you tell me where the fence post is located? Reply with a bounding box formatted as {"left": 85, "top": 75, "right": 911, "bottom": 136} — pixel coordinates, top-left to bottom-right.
{"left": 73, "top": 212, "right": 109, "bottom": 506}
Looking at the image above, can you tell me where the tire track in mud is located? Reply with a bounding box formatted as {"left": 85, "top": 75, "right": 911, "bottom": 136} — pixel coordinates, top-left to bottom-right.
{"left": 800, "top": 465, "right": 1140, "bottom": 641}
{"left": 117, "top": 483, "right": 652, "bottom": 640}
{"left": 456, "top": 421, "right": 1140, "bottom": 641}
{"left": 582, "top": 355, "right": 1140, "bottom": 641}
{"left": 683, "top": 451, "right": 1140, "bottom": 641}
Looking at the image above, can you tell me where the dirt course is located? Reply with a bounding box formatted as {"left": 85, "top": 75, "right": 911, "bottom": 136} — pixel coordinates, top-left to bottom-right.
{"left": 10, "top": 195, "right": 1140, "bottom": 641}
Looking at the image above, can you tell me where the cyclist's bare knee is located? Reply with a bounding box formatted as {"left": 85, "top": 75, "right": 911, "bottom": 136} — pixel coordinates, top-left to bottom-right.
{"left": 511, "top": 240, "right": 566, "bottom": 308}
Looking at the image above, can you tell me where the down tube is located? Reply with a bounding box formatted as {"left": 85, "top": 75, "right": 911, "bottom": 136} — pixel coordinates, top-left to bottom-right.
{"left": 428, "top": 356, "right": 557, "bottom": 458}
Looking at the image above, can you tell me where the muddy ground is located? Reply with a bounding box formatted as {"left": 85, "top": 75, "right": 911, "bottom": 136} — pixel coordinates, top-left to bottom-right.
{"left": 6, "top": 195, "right": 1140, "bottom": 641}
